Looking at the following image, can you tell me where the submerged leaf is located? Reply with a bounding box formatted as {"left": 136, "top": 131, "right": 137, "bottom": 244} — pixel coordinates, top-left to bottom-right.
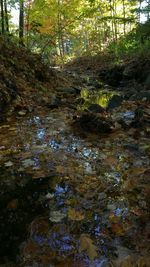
{"left": 49, "top": 211, "right": 66, "bottom": 223}
{"left": 4, "top": 161, "right": 14, "bottom": 167}
{"left": 79, "top": 234, "right": 98, "bottom": 260}
{"left": 68, "top": 208, "right": 85, "bottom": 221}
{"left": 22, "top": 158, "right": 35, "bottom": 167}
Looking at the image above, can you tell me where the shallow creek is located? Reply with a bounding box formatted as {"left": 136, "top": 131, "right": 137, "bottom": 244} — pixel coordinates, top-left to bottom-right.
{"left": 0, "top": 86, "right": 149, "bottom": 266}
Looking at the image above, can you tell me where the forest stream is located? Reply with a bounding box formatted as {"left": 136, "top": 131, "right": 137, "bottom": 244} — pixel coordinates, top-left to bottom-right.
{"left": 0, "top": 72, "right": 150, "bottom": 267}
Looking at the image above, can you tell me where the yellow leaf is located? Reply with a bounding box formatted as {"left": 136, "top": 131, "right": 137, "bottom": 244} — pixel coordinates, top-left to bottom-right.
{"left": 79, "top": 234, "right": 98, "bottom": 260}
{"left": 32, "top": 170, "right": 47, "bottom": 179}
{"left": 56, "top": 165, "right": 65, "bottom": 174}
{"left": 105, "top": 156, "right": 118, "bottom": 166}
{"left": 68, "top": 208, "right": 84, "bottom": 221}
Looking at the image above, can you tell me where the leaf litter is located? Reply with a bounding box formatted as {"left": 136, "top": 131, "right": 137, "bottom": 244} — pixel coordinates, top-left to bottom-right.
{"left": 0, "top": 93, "right": 150, "bottom": 266}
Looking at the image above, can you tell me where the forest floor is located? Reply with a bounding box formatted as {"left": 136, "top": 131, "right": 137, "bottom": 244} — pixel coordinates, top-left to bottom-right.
{"left": 0, "top": 39, "right": 150, "bottom": 267}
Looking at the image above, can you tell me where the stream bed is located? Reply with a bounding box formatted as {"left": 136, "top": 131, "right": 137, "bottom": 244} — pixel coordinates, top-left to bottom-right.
{"left": 0, "top": 84, "right": 150, "bottom": 266}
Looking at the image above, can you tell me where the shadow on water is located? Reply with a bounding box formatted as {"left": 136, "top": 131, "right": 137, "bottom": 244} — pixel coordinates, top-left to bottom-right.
{"left": 0, "top": 166, "right": 56, "bottom": 263}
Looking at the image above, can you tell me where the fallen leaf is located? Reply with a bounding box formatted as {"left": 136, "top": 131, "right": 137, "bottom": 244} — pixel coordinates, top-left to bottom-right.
{"left": 105, "top": 156, "right": 118, "bottom": 166}
{"left": 45, "top": 193, "right": 54, "bottom": 199}
{"left": 7, "top": 199, "right": 18, "bottom": 210}
{"left": 9, "top": 127, "right": 16, "bottom": 131}
{"left": 68, "top": 208, "right": 85, "bottom": 221}
{"left": 32, "top": 170, "right": 47, "bottom": 179}
{"left": 130, "top": 207, "right": 144, "bottom": 216}
{"left": 111, "top": 222, "right": 124, "bottom": 236}
{"left": 18, "top": 110, "right": 27, "bottom": 116}
{"left": 22, "top": 158, "right": 35, "bottom": 167}
{"left": 0, "top": 146, "right": 5, "bottom": 150}
{"left": 4, "top": 161, "right": 14, "bottom": 167}
{"left": 49, "top": 211, "right": 66, "bottom": 223}
{"left": 56, "top": 165, "right": 65, "bottom": 174}
{"left": 79, "top": 234, "right": 98, "bottom": 260}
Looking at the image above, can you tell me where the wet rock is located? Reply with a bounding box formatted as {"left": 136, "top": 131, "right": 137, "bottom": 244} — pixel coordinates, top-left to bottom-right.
{"left": 107, "top": 95, "right": 123, "bottom": 110}
{"left": 75, "top": 97, "right": 85, "bottom": 105}
{"left": 123, "top": 144, "right": 139, "bottom": 152}
{"left": 88, "top": 104, "right": 105, "bottom": 113}
{"left": 129, "top": 106, "right": 146, "bottom": 128}
{"left": 129, "top": 91, "right": 150, "bottom": 101}
{"left": 46, "top": 95, "right": 62, "bottom": 109}
{"left": 73, "top": 112, "right": 113, "bottom": 134}
{"left": 100, "top": 65, "right": 124, "bottom": 86}
{"left": 59, "top": 87, "right": 80, "bottom": 95}
{"left": 123, "top": 58, "right": 150, "bottom": 83}
{"left": 123, "top": 89, "right": 137, "bottom": 100}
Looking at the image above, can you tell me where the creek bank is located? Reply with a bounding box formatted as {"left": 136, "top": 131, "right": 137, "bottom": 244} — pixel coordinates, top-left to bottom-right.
{"left": 0, "top": 37, "right": 78, "bottom": 121}
{"left": 65, "top": 54, "right": 150, "bottom": 103}
{"left": 0, "top": 41, "right": 150, "bottom": 267}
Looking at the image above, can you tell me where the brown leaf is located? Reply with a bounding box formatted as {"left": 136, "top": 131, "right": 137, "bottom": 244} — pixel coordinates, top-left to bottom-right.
{"left": 7, "top": 199, "right": 18, "bottom": 210}
{"left": 32, "top": 170, "right": 47, "bottom": 179}
{"left": 105, "top": 156, "right": 118, "bottom": 166}
{"left": 130, "top": 207, "right": 144, "bottom": 217}
{"left": 79, "top": 234, "right": 98, "bottom": 260}
{"left": 68, "top": 208, "right": 85, "bottom": 221}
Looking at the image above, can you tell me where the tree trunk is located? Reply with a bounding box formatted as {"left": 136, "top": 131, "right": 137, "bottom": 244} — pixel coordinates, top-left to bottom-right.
{"left": 4, "top": 0, "right": 9, "bottom": 33}
{"left": 19, "top": 0, "right": 24, "bottom": 45}
{"left": 147, "top": 0, "right": 150, "bottom": 20}
{"left": 26, "top": 0, "right": 32, "bottom": 47}
{"left": 138, "top": 0, "right": 142, "bottom": 22}
{"left": 113, "top": 0, "right": 117, "bottom": 41}
{"left": 0, "top": 0, "right": 5, "bottom": 34}
{"left": 122, "top": 0, "right": 126, "bottom": 35}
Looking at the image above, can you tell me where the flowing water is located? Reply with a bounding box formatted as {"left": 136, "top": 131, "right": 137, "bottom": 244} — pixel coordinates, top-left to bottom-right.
{"left": 0, "top": 86, "right": 150, "bottom": 266}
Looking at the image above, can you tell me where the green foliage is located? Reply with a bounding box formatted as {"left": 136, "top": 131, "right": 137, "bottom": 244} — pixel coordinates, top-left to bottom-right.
{"left": 3, "top": 0, "right": 150, "bottom": 63}
{"left": 107, "top": 19, "right": 150, "bottom": 58}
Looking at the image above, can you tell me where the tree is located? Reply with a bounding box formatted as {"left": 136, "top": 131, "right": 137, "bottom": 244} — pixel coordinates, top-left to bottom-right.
{"left": 19, "top": 0, "right": 24, "bottom": 44}
{"left": 1, "top": 0, "right": 5, "bottom": 34}
{"left": 17, "top": 0, "right": 140, "bottom": 60}
{"left": 4, "top": 0, "right": 9, "bottom": 33}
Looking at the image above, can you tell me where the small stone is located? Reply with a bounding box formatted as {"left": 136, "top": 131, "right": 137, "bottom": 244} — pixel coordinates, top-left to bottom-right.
{"left": 88, "top": 104, "right": 104, "bottom": 113}
{"left": 18, "top": 110, "right": 27, "bottom": 116}
{"left": 107, "top": 95, "right": 123, "bottom": 110}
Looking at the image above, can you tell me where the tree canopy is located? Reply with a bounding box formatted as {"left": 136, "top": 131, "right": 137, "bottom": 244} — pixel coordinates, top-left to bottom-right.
{"left": 0, "top": 0, "right": 150, "bottom": 62}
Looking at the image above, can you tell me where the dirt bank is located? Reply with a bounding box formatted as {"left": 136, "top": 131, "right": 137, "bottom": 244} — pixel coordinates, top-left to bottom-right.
{"left": 0, "top": 37, "right": 74, "bottom": 120}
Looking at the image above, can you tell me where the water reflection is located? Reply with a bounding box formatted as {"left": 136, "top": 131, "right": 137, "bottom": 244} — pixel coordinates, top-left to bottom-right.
{"left": 123, "top": 111, "right": 135, "bottom": 120}
{"left": 55, "top": 184, "right": 69, "bottom": 196}
{"left": 107, "top": 197, "right": 129, "bottom": 218}
{"left": 37, "top": 128, "right": 45, "bottom": 139}
{"left": 0, "top": 106, "right": 149, "bottom": 265}
{"left": 104, "top": 171, "right": 121, "bottom": 184}
{"left": 49, "top": 139, "right": 60, "bottom": 149}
